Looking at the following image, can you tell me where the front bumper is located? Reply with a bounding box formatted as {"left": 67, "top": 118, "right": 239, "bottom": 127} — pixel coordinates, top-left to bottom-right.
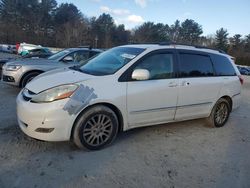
{"left": 2, "top": 68, "right": 21, "bottom": 86}
{"left": 16, "top": 92, "right": 76, "bottom": 141}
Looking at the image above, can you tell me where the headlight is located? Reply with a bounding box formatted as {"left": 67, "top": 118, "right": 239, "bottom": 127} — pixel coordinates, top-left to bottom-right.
{"left": 6, "top": 65, "right": 22, "bottom": 71}
{"left": 31, "top": 84, "right": 78, "bottom": 103}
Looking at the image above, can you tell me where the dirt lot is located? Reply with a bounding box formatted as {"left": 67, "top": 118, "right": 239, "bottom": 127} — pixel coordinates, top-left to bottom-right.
{"left": 0, "top": 61, "right": 250, "bottom": 188}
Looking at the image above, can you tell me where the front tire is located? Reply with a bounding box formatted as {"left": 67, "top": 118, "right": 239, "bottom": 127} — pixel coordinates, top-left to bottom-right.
{"left": 73, "top": 105, "right": 119, "bottom": 150}
{"left": 21, "top": 72, "right": 41, "bottom": 88}
{"left": 206, "top": 98, "right": 230, "bottom": 128}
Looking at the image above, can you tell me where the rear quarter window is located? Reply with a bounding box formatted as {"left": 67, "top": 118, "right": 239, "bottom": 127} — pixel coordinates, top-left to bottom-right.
{"left": 211, "top": 54, "right": 236, "bottom": 76}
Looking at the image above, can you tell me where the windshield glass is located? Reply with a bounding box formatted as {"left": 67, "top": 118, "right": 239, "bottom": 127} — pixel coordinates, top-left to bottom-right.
{"left": 79, "top": 47, "right": 145, "bottom": 76}
{"left": 48, "top": 49, "right": 70, "bottom": 60}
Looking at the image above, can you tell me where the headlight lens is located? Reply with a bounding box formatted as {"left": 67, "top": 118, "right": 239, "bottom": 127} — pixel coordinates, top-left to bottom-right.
{"left": 6, "top": 65, "right": 22, "bottom": 71}
{"left": 31, "top": 84, "right": 78, "bottom": 103}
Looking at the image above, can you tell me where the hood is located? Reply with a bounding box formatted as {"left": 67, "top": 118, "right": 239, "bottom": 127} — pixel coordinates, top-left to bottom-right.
{"left": 26, "top": 69, "right": 95, "bottom": 93}
{"left": 6, "top": 58, "right": 58, "bottom": 66}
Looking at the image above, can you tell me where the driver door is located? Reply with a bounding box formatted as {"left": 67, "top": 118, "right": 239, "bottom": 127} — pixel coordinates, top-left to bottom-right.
{"left": 126, "top": 50, "right": 179, "bottom": 128}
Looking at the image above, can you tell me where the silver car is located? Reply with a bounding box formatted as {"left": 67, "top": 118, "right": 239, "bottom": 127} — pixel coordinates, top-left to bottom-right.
{"left": 2, "top": 48, "right": 102, "bottom": 87}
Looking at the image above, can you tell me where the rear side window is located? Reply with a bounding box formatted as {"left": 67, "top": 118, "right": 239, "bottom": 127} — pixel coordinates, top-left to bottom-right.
{"left": 211, "top": 55, "right": 236, "bottom": 76}
{"left": 179, "top": 53, "right": 214, "bottom": 77}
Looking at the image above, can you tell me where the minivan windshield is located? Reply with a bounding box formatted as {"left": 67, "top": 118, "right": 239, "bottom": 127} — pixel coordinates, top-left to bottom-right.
{"left": 79, "top": 47, "right": 145, "bottom": 76}
{"left": 48, "top": 49, "right": 70, "bottom": 60}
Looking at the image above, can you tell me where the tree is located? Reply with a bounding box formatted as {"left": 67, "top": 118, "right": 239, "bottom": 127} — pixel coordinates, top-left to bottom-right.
{"left": 233, "top": 34, "right": 242, "bottom": 46}
{"left": 132, "top": 22, "right": 169, "bottom": 43}
{"left": 37, "top": 0, "right": 57, "bottom": 45}
{"left": 54, "top": 3, "right": 81, "bottom": 25}
{"left": 179, "top": 19, "right": 203, "bottom": 45}
{"left": 243, "top": 34, "right": 250, "bottom": 52}
{"left": 111, "top": 24, "right": 130, "bottom": 46}
{"left": 215, "top": 28, "right": 229, "bottom": 51}
{"left": 168, "top": 20, "right": 181, "bottom": 42}
{"left": 54, "top": 3, "right": 89, "bottom": 47}
{"left": 90, "top": 13, "right": 116, "bottom": 48}
{"left": 0, "top": 0, "right": 57, "bottom": 45}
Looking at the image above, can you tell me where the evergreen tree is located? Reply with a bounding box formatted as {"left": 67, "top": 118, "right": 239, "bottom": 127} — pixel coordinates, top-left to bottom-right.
{"left": 215, "top": 28, "right": 229, "bottom": 51}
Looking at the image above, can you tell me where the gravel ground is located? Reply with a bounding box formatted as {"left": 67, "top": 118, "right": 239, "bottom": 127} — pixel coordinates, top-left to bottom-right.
{"left": 0, "top": 55, "right": 250, "bottom": 187}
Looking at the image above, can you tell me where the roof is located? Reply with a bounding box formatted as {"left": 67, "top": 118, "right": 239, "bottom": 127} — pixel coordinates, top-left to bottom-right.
{"left": 66, "top": 48, "right": 103, "bottom": 52}
{"left": 121, "top": 43, "right": 227, "bottom": 56}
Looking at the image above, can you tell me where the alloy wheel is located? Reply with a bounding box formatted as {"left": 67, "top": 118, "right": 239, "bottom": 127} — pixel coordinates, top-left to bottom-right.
{"left": 82, "top": 114, "right": 113, "bottom": 147}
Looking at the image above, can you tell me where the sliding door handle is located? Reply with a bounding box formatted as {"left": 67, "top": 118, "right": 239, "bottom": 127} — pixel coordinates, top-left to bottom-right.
{"left": 181, "top": 81, "right": 190, "bottom": 86}
{"left": 168, "top": 82, "right": 178, "bottom": 87}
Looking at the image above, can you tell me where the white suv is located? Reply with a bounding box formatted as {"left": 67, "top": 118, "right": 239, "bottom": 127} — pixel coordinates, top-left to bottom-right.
{"left": 16, "top": 44, "right": 242, "bottom": 150}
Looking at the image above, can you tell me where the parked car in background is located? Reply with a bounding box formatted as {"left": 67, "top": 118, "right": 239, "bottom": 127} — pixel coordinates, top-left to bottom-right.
{"left": 0, "top": 44, "right": 16, "bottom": 53}
{"left": 2, "top": 47, "right": 102, "bottom": 87}
{"left": 237, "top": 66, "right": 250, "bottom": 75}
{"left": 0, "top": 58, "right": 12, "bottom": 78}
{"left": 0, "top": 48, "right": 53, "bottom": 79}
{"left": 18, "top": 43, "right": 42, "bottom": 56}
{"left": 23, "top": 47, "right": 53, "bottom": 59}
{"left": 16, "top": 44, "right": 242, "bottom": 150}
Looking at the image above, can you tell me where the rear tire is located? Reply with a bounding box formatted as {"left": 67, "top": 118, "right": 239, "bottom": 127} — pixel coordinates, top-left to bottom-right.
{"left": 206, "top": 98, "right": 230, "bottom": 128}
{"left": 20, "top": 72, "right": 40, "bottom": 88}
{"left": 73, "top": 105, "right": 119, "bottom": 150}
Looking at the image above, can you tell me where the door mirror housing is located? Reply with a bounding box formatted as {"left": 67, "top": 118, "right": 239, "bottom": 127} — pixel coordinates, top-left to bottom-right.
{"left": 63, "top": 56, "right": 73, "bottom": 62}
{"left": 132, "top": 69, "right": 150, "bottom": 81}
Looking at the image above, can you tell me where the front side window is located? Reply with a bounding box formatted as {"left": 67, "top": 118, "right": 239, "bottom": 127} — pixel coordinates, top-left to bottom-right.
{"left": 72, "top": 51, "right": 90, "bottom": 62}
{"left": 79, "top": 47, "right": 145, "bottom": 76}
{"left": 179, "top": 53, "right": 214, "bottom": 77}
{"left": 133, "top": 53, "right": 174, "bottom": 80}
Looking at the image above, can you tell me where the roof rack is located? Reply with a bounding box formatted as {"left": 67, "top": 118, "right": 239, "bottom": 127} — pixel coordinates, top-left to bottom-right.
{"left": 158, "top": 42, "right": 226, "bottom": 54}
{"left": 128, "top": 42, "right": 226, "bottom": 54}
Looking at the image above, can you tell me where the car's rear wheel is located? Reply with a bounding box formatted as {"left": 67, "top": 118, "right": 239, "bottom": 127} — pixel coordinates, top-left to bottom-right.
{"left": 206, "top": 98, "right": 230, "bottom": 128}
{"left": 73, "top": 105, "right": 119, "bottom": 150}
{"left": 21, "top": 72, "right": 41, "bottom": 88}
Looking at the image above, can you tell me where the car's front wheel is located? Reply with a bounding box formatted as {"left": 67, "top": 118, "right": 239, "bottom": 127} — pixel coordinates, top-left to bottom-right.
{"left": 206, "top": 98, "right": 230, "bottom": 128}
{"left": 21, "top": 72, "right": 41, "bottom": 88}
{"left": 73, "top": 105, "right": 119, "bottom": 150}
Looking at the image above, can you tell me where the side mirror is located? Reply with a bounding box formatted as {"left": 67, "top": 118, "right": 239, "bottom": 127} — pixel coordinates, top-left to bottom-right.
{"left": 132, "top": 69, "right": 150, "bottom": 81}
{"left": 63, "top": 56, "right": 73, "bottom": 62}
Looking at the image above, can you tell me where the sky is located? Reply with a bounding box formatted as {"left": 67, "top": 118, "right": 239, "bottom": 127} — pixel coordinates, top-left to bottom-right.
{"left": 57, "top": 0, "right": 250, "bottom": 37}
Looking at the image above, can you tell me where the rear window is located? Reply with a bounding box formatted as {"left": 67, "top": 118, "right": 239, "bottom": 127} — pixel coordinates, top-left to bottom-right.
{"left": 179, "top": 53, "right": 214, "bottom": 77}
{"left": 211, "top": 55, "right": 236, "bottom": 76}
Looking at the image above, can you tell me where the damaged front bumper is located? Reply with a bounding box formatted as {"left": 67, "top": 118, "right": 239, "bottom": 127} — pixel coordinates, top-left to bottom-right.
{"left": 16, "top": 92, "right": 76, "bottom": 141}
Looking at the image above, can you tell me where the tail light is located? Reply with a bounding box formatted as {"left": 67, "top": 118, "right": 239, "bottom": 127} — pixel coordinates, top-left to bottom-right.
{"left": 238, "top": 75, "right": 244, "bottom": 85}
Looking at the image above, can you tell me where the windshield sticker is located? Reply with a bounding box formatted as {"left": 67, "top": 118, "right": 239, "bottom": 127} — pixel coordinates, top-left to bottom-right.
{"left": 121, "top": 53, "right": 136, "bottom": 59}
{"left": 63, "top": 84, "right": 98, "bottom": 115}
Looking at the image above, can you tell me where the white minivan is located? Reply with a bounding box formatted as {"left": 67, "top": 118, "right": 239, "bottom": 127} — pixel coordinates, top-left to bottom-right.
{"left": 16, "top": 44, "right": 242, "bottom": 150}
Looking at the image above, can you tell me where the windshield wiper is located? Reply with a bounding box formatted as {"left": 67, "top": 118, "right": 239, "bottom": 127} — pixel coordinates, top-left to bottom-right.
{"left": 80, "top": 69, "right": 93, "bottom": 75}
{"left": 69, "top": 66, "right": 93, "bottom": 75}
{"left": 69, "top": 65, "right": 81, "bottom": 71}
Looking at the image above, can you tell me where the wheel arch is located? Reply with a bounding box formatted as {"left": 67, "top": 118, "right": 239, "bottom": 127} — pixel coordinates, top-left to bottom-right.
{"left": 220, "top": 95, "right": 233, "bottom": 112}
{"left": 19, "top": 70, "right": 44, "bottom": 88}
{"left": 70, "top": 102, "right": 124, "bottom": 140}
